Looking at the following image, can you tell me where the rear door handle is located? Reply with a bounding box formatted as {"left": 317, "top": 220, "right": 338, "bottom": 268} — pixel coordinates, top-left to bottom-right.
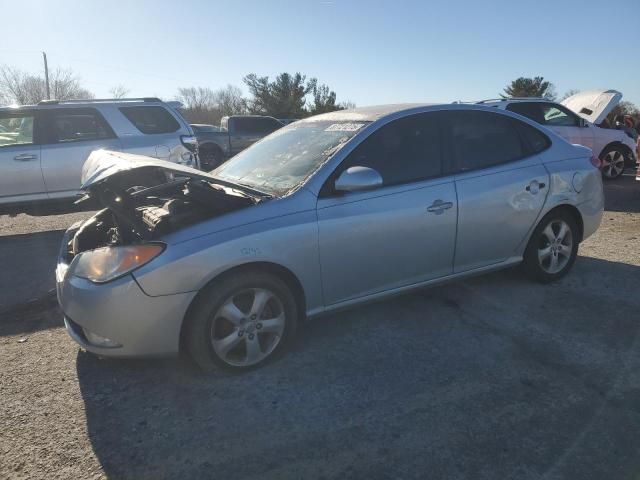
{"left": 14, "top": 153, "right": 38, "bottom": 161}
{"left": 427, "top": 200, "right": 453, "bottom": 214}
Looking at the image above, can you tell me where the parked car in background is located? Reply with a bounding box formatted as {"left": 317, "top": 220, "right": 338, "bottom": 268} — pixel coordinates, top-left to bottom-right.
{"left": 0, "top": 97, "right": 198, "bottom": 206}
{"left": 191, "top": 123, "right": 222, "bottom": 133}
{"left": 480, "top": 90, "right": 638, "bottom": 179}
{"left": 57, "top": 103, "right": 603, "bottom": 371}
{"left": 196, "top": 115, "right": 283, "bottom": 170}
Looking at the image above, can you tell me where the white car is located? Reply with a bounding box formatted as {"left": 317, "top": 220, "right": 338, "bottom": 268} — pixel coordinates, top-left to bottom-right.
{"left": 480, "top": 90, "right": 637, "bottom": 179}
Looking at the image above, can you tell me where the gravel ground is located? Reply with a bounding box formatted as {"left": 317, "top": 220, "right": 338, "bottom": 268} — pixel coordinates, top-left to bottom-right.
{"left": 1, "top": 175, "right": 639, "bottom": 479}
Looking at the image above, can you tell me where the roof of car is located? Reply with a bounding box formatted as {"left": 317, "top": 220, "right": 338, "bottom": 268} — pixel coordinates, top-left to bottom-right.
{"left": 299, "top": 104, "right": 440, "bottom": 123}
{"left": 0, "top": 98, "right": 167, "bottom": 112}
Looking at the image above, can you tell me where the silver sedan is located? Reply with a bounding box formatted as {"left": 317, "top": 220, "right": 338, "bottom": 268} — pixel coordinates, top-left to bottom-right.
{"left": 57, "top": 103, "right": 604, "bottom": 371}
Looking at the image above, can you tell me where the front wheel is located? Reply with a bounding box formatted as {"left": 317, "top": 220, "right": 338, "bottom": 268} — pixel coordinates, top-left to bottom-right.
{"left": 522, "top": 211, "right": 579, "bottom": 283}
{"left": 185, "top": 272, "right": 298, "bottom": 372}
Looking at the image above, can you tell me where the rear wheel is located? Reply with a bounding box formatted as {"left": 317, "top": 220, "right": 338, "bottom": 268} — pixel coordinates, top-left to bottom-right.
{"left": 600, "top": 146, "right": 626, "bottom": 179}
{"left": 522, "top": 210, "right": 579, "bottom": 283}
{"left": 185, "top": 272, "right": 297, "bottom": 372}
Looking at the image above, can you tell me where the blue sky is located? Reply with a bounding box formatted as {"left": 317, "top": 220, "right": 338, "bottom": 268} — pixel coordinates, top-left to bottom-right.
{"left": 2, "top": 0, "right": 639, "bottom": 106}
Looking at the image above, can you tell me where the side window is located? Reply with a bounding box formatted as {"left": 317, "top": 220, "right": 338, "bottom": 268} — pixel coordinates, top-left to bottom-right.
{"left": 0, "top": 112, "right": 35, "bottom": 147}
{"left": 258, "top": 118, "right": 283, "bottom": 134}
{"left": 337, "top": 113, "right": 443, "bottom": 187}
{"left": 448, "top": 111, "right": 527, "bottom": 172}
{"left": 514, "top": 121, "right": 551, "bottom": 154}
{"left": 540, "top": 104, "right": 580, "bottom": 127}
{"left": 50, "top": 108, "right": 114, "bottom": 143}
{"left": 119, "top": 106, "right": 180, "bottom": 134}
{"left": 506, "top": 102, "right": 545, "bottom": 124}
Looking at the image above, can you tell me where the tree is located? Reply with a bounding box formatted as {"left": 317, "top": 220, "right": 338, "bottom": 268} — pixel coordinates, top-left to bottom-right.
{"left": 244, "top": 72, "right": 315, "bottom": 118}
{"left": 560, "top": 89, "right": 579, "bottom": 101}
{"left": 176, "top": 85, "right": 248, "bottom": 125}
{"left": 338, "top": 100, "right": 356, "bottom": 110}
{"left": 309, "top": 83, "right": 340, "bottom": 115}
{"left": 109, "top": 85, "right": 130, "bottom": 99}
{"left": 213, "top": 84, "right": 248, "bottom": 117}
{"left": 0, "top": 65, "right": 93, "bottom": 105}
{"left": 502, "top": 76, "right": 555, "bottom": 100}
{"left": 607, "top": 100, "right": 639, "bottom": 125}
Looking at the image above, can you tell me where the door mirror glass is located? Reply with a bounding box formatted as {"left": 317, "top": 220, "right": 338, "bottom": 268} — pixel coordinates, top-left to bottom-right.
{"left": 334, "top": 166, "right": 383, "bottom": 193}
{"left": 579, "top": 118, "right": 588, "bottom": 127}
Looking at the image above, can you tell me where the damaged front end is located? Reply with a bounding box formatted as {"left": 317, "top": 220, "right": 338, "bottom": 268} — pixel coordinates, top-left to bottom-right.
{"left": 63, "top": 150, "right": 265, "bottom": 264}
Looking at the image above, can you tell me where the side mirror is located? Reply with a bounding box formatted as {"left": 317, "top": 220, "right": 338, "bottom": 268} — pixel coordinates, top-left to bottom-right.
{"left": 334, "top": 166, "right": 383, "bottom": 193}
{"left": 579, "top": 118, "right": 588, "bottom": 128}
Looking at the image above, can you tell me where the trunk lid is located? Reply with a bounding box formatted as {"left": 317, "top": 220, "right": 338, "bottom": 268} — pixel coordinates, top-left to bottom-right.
{"left": 561, "top": 89, "right": 622, "bottom": 125}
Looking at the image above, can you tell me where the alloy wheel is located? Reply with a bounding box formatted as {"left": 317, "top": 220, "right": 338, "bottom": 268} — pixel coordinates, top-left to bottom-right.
{"left": 210, "top": 288, "right": 286, "bottom": 367}
{"left": 537, "top": 219, "right": 573, "bottom": 274}
{"left": 601, "top": 150, "right": 625, "bottom": 178}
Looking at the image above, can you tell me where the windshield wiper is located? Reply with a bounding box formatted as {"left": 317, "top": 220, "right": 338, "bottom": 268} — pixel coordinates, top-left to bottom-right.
{"left": 208, "top": 176, "right": 274, "bottom": 199}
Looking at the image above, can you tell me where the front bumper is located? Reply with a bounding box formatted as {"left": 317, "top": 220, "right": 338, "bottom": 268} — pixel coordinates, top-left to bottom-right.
{"left": 56, "top": 226, "right": 197, "bottom": 358}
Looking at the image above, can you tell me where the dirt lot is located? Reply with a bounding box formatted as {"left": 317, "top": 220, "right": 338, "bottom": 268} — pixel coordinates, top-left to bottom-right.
{"left": 1, "top": 176, "right": 639, "bottom": 480}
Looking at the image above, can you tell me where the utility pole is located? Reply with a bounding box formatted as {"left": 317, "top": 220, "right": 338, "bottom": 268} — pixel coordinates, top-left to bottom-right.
{"left": 42, "top": 51, "right": 50, "bottom": 100}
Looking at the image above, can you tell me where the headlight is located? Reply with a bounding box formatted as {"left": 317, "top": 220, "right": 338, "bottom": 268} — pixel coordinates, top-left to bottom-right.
{"left": 73, "top": 244, "right": 165, "bottom": 283}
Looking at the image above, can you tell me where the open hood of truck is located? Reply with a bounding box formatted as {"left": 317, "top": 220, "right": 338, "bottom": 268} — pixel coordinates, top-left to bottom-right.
{"left": 561, "top": 89, "right": 622, "bottom": 125}
{"left": 80, "top": 150, "right": 215, "bottom": 189}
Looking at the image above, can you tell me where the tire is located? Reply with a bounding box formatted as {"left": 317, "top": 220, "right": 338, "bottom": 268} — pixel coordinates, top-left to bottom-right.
{"left": 600, "top": 146, "right": 626, "bottom": 180}
{"left": 199, "top": 145, "right": 223, "bottom": 171}
{"left": 522, "top": 210, "right": 579, "bottom": 283}
{"left": 185, "top": 271, "right": 298, "bottom": 372}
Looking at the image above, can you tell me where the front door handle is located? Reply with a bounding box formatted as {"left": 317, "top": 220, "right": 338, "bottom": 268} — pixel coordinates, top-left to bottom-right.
{"left": 427, "top": 200, "right": 453, "bottom": 214}
{"left": 14, "top": 153, "right": 38, "bottom": 161}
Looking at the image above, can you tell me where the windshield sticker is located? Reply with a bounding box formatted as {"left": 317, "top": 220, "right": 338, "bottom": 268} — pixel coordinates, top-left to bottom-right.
{"left": 324, "top": 123, "right": 365, "bottom": 132}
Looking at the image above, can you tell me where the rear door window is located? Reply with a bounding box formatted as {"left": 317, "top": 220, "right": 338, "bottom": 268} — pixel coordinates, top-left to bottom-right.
{"left": 48, "top": 108, "right": 114, "bottom": 143}
{"left": 120, "top": 106, "right": 180, "bottom": 134}
{"left": 447, "top": 110, "right": 532, "bottom": 172}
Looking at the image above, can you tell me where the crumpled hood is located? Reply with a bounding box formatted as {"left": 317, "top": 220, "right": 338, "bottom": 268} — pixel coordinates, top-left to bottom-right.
{"left": 80, "top": 150, "right": 215, "bottom": 189}
{"left": 561, "top": 89, "right": 622, "bottom": 125}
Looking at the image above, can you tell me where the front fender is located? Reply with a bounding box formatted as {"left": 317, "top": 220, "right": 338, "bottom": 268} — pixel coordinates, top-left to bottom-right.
{"left": 132, "top": 209, "right": 323, "bottom": 314}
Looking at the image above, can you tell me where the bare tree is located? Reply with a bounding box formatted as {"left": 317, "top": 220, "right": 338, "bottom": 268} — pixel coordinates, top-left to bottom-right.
{"left": 338, "top": 100, "right": 356, "bottom": 110}
{"left": 0, "top": 65, "right": 93, "bottom": 105}
{"left": 176, "top": 85, "right": 248, "bottom": 125}
{"left": 560, "top": 89, "right": 580, "bottom": 101}
{"left": 109, "top": 85, "right": 130, "bottom": 99}
{"left": 213, "top": 85, "right": 248, "bottom": 117}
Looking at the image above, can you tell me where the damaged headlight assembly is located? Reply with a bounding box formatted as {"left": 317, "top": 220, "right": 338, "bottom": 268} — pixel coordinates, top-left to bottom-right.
{"left": 72, "top": 244, "right": 165, "bottom": 283}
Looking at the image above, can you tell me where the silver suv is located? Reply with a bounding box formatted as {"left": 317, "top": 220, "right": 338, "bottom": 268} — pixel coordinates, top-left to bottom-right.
{"left": 0, "top": 98, "right": 198, "bottom": 206}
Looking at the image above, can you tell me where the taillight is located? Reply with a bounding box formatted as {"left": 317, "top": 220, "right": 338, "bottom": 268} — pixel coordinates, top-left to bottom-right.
{"left": 591, "top": 154, "right": 602, "bottom": 169}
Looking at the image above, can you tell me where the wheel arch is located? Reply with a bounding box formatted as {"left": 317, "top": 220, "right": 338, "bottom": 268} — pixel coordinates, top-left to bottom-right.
{"left": 599, "top": 141, "right": 634, "bottom": 163}
{"left": 541, "top": 204, "right": 584, "bottom": 243}
{"left": 179, "top": 261, "right": 307, "bottom": 353}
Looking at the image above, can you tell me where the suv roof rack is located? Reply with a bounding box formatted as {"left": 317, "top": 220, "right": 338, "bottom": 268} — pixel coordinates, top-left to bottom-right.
{"left": 476, "top": 97, "right": 549, "bottom": 104}
{"left": 37, "top": 97, "right": 163, "bottom": 105}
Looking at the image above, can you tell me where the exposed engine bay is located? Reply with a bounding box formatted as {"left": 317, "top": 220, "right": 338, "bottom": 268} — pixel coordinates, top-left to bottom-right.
{"left": 69, "top": 173, "right": 259, "bottom": 257}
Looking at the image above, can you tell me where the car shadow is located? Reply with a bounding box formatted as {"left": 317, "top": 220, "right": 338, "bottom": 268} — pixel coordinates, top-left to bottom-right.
{"left": 0, "top": 198, "right": 96, "bottom": 217}
{"left": 76, "top": 256, "right": 640, "bottom": 479}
